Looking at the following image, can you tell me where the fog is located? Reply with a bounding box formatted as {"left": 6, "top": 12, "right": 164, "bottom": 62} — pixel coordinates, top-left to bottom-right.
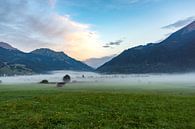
{"left": 0, "top": 70, "right": 195, "bottom": 86}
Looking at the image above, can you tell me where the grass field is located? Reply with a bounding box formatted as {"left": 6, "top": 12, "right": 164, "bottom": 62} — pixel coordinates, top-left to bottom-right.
{"left": 0, "top": 83, "right": 194, "bottom": 129}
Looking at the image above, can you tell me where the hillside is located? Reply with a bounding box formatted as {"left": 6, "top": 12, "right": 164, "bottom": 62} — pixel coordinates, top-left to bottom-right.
{"left": 97, "top": 21, "right": 195, "bottom": 73}
{"left": 0, "top": 45, "right": 93, "bottom": 75}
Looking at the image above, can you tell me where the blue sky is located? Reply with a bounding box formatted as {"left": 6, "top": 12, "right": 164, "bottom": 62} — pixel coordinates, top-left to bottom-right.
{"left": 0, "top": 0, "right": 195, "bottom": 60}
{"left": 55, "top": 0, "right": 195, "bottom": 43}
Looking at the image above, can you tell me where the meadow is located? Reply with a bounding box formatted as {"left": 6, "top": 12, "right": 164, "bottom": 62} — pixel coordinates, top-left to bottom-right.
{"left": 0, "top": 82, "right": 194, "bottom": 129}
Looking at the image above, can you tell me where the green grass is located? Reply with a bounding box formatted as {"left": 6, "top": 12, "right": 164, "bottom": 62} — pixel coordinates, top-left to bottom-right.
{"left": 0, "top": 83, "right": 194, "bottom": 129}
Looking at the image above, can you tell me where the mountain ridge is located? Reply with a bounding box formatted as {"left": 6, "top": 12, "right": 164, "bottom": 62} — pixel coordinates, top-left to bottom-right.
{"left": 0, "top": 45, "right": 93, "bottom": 75}
{"left": 0, "top": 42, "right": 18, "bottom": 50}
{"left": 97, "top": 21, "right": 195, "bottom": 73}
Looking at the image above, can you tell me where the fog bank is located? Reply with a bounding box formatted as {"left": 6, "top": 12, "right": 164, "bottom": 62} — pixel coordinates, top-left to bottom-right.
{"left": 0, "top": 71, "right": 195, "bottom": 86}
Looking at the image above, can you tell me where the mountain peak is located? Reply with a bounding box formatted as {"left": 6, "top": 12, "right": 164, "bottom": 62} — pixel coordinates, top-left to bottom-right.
{"left": 187, "top": 21, "right": 195, "bottom": 30}
{"left": 0, "top": 42, "right": 18, "bottom": 50}
{"left": 0, "top": 47, "right": 93, "bottom": 74}
{"left": 97, "top": 21, "right": 195, "bottom": 73}
{"left": 32, "top": 48, "right": 56, "bottom": 53}
{"left": 183, "top": 20, "right": 195, "bottom": 33}
{"left": 31, "top": 48, "right": 65, "bottom": 56}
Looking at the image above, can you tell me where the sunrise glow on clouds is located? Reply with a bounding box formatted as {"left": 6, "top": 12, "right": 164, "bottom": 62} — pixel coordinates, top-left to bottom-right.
{"left": 0, "top": 0, "right": 195, "bottom": 60}
{"left": 40, "top": 13, "right": 105, "bottom": 60}
{"left": 0, "top": 0, "right": 107, "bottom": 60}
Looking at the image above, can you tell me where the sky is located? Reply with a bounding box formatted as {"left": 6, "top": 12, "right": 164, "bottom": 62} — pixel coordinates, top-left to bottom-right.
{"left": 0, "top": 0, "right": 195, "bottom": 60}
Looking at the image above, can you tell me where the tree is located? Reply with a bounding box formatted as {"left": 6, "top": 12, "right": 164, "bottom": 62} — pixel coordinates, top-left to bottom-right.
{"left": 63, "top": 75, "right": 71, "bottom": 83}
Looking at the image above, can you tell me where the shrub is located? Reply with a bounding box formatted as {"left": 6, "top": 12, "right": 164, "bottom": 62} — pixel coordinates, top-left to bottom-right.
{"left": 40, "top": 79, "right": 49, "bottom": 84}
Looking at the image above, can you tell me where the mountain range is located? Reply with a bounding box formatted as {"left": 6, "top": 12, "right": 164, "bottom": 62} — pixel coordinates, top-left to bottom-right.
{"left": 97, "top": 21, "right": 195, "bottom": 73}
{"left": 84, "top": 54, "right": 116, "bottom": 68}
{"left": 1, "top": 21, "right": 195, "bottom": 75}
{"left": 0, "top": 43, "right": 93, "bottom": 75}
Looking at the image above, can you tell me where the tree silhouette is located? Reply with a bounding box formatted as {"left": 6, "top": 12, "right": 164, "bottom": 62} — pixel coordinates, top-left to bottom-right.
{"left": 63, "top": 75, "right": 71, "bottom": 83}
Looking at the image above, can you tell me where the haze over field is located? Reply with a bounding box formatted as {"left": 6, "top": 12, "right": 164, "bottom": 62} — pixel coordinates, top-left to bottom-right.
{"left": 1, "top": 71, "right": 195, "bottom": 88}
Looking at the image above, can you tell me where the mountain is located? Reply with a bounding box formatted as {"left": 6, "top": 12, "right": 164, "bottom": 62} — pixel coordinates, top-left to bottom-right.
{"left": 0, "top": 47, "right": 34, "bottom": 75}
{"left": 0, "top": 42, "right": 17, "bottom": 50}
{"left": 31, "top": 48, "right": 93, "bottom": 71}
{"left": 97, "top": 21, "right": 195, "bottom": 73}
{"left": 84, "top": 54, "right": 116, "bottom": 68}
{"left": 0, "top": 45, "right": 93, "bottom": 75}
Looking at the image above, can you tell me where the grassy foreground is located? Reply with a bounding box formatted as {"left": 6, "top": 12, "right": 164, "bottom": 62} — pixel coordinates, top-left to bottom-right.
{"left": 0, "top": 83, "right": 194, "bottom": 129}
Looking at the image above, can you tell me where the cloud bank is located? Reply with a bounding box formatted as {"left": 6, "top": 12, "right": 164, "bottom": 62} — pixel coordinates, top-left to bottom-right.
{"left": 0, "top": 0, "right": 103, "bottom": 60}
{"left": 162, "top": 16, "right": 195, "bottom": 29}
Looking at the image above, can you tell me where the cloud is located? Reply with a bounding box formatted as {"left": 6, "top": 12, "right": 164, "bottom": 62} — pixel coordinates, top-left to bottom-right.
{"left": 102, "top": 39, "right": 123, "bottom": 48}
{"left": 0, "top": 0, "right": 103, "bottom": 60}
{"left": 162, "top": 16, "right": 195, "bottom": 29}
{"left": 48, "top": 0, "right": 56, "bottom": 8}
{"left": 103, "top": 45, "right": 111, "bottom": 48}
{"left": 108, "top": 40, "right": 123, "bottom": 45}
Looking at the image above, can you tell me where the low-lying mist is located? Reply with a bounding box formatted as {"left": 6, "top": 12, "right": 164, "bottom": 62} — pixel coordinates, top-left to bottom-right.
{"left": 0, "top": 71, "right": 195, "bottom": 86}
